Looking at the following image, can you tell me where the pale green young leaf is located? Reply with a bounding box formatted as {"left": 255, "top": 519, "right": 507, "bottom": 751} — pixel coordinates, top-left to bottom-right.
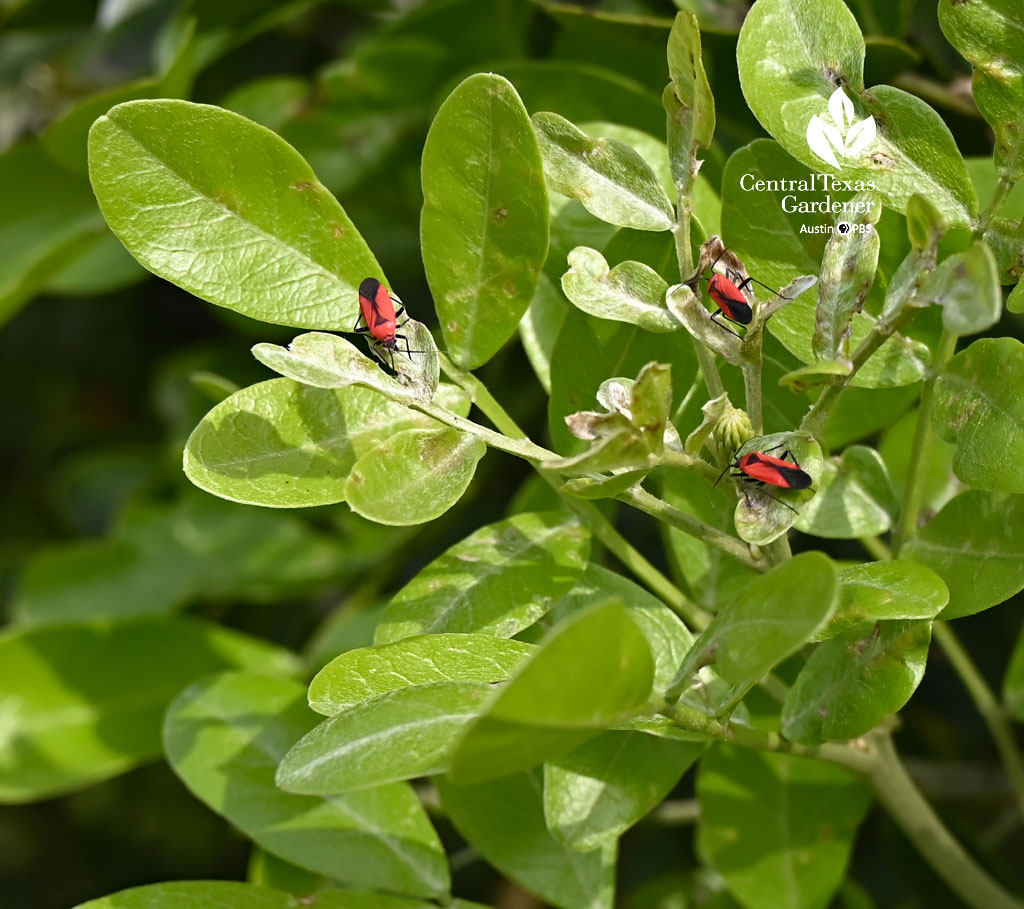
{"left": 673, "top": 553, "right": 837, "bottom": 712}
{"left": 533, "top": 112, "right": 675, "bottom": 231}
{"left": 1009, "top": 281, "right": 1024, "bottom": 313}
{"left": 822, "top": 561, "right": 948, "bottom": 640}
{"left": 89, "top": 100, "right": 383, "bottom": 328}
{"left": 782, "top": 620, "right": 931, "bottom": 743}
{"left": 737, "top": 0, "right": 976, "bottom": 225}
{"left": 345, "top": 428, "right": 486, "bottom": 526}
{"left": 903, "top": 490, "right": 1024, "bottom": 618}
{"left": 812, "top": 199, "right": 881, "bottom": 362}
{"left": 795, "top": 446, "right": 898, "bottom": 539}
{"left": 561, "top": 247, "right": 677, "bottom": 331}
{"left": 544, "top": 730, "right": 706, "bottom": 851}
{"left": 276, "top": 682, "right": 490, "bottom": 794}
{"left": 421, "top": 73, "right": 549, "bottom": 370}
{"left": 437, "top": 770, "right": 616, "bottom": 909}
{"left": 666, "top": 11, "right": 715, "bottom": 155}
{"left": 923, "top": 241, "right": 1001, "bottom": 336}
{"left": 253, "top": 328, "right": 439, "bottom": 405}
{"left": 933, "top": 338, "right": 1024, "bottom": 492}
{"left": 983, "top": 217, "right": 1024, "bottom": 283}
{"left": 309, "top": 635, "right": 534, "bottom": 715}
{"left": 375, "top": 512, "right": 590, "bottom": 643}
{"left": 164, "top": 673, "right": 449, "bottom": 897}
{"left": 939, "top": 0, "right": 1024, "bottom": 181}
{"left": 449, "top": 602, "right": 654, "bottom": 782}
{"left": 184, "top": 379, "right": 437, "bottom": 508}
{"left": 0, "top": 618, "right": 297, "bottom": 803}
{"left": 697, "top": 746, "right": 871, "bottom": 909}
{"left": 906, "top": 193, "right": 946, "bottom": 250}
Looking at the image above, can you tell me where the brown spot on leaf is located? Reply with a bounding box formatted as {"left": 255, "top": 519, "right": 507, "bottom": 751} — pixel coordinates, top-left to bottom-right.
{"left": 292, "top": 180, "right": 314, "bottom": 192}
{"left": 330, "top": 222, "right": 346, "bottom": 238}
{"left": 493, "top": 207, "right": 508, "bottom": 224}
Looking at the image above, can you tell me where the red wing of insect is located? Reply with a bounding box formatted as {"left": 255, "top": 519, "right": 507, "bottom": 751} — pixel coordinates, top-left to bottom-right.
{"left": 738, "top": 452, "right": 812, "bottom": 489}
{"left": 708, "top": 274, "right": 753, "bottom": 325}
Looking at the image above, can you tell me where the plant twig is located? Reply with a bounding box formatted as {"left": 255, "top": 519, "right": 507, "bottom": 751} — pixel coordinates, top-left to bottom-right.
{"left": 932, "top": 621, "right": 1024, "bottom": 822}
{"left": 975, "top": 175, "right": 1014, "bottom": 238}
{"left": 617, "top": 486, "right": 766, "bottom": 571}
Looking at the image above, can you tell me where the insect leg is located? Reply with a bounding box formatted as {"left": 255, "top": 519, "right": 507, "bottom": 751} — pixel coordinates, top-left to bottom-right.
{"left": 710, "top": 309, "right": 743, "bottom": 339}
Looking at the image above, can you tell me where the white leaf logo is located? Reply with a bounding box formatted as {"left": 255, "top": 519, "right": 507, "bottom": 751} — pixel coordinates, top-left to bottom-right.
{"left": 806, "top": 87, "right": 876, "bottom": 169}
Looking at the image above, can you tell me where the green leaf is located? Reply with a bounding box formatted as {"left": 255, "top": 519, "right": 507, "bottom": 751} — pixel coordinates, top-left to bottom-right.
{"left": 812, "top": 198, "right": 881, "bottom": 362}
{"left": 449, "top": 602, "right": 655, "bottom": 782}
{"left": 0, "top": 617, "right": 297, "bottom": 803}
{"left": 983, "top": 217, "right": 1024, "bottom": 283}
{"left": 1009, "top": 281, "right": 1024, "bottom": 314}
{"left": 939, "top": 0, "right": 1024, "bottom": 181}
{"left": 544, "top": 729, "right": 706, "bottom": 851}
{"left": 1004, "top": 623, "right": 1024, "bottom": 720}
{"left": 89, "top": 100, "right": 382, "bottom": 329}
{"left": 932, "top": 338, "right": 1024, "bottom": 493}
{"left": 309, "top": 634, "right": 534, "bottom": 715}
{"left": 420, "top": 73, "right": 549, "bottom": 370}
{"left": 345, "top": 428, "right": 485, "bottom": 526}
{"left": 720, "top": 140, "right": 928, "bottom": 388}
{"left": 533, "top": 112, "right": 675, "bottom": 231}
{"left": 673, "top": 553, "right": 838, "bottom": 712}
{"left": 795, "top": 445, "right": 898, "bottom": 539}
{"left": 437, "top": 770, "right": 616, "bottom": 909}
{"left": 375, "top": 512, "right": 590, "bottom": 643}
{"left": 276, "top": 682, "right": 490, "bottom": 795}
{"left": 164, "top": 672, "right": 449, "bottom": 897}
{"left": 0, "top": 142, "right": 103, "bottom": 326}
{"left": 253, "top": 329, "right": 439, "bottom": 405}
{"left": 666, "top": 11, "right": 715, "bottom": 157}
{"left": 903, "top": 490, "right": 1024, "bottom": 618}
{"left": 552, "top": 564, "right": 694, "bottom": 696}
{"left": 561, "top": 247, "right": 677, "bottom": 331}
{"left": 184, "top": 379, "right": 440, "bottom": 508}
{"left": 879, "top": 408, "right": 957, "bottom": 513}
{"left": 697, "top": 746, "right": 871, "bottom": 909}
{"left": 520, "top": 272, "right": 568, "bottom": 392}
{"left": 737, "top": 0, "right": 976, "bottom": 225}
{"left": 824, "top": 561, "right": 949, "bottom": 639}
{"left": 906, "top": 193, "right": 947, "bottom": 251}
{"left": 12, "top": 494, "right": 347, "bottom": 625}
{"left": 782, "top": 620, "right": 932, "bottom": 743}
{"left": 731, "top": 433, "right": 824, "bottom": 546}
{"left": 74, "top": 881, "right": 440, "bottom": 909}
{"left": 923, "top": 241, "right": 1001, "bottom": 336}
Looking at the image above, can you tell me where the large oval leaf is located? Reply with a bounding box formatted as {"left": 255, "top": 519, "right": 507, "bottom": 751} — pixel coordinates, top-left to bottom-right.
{"left": 89, "top": 100, "right": 382, "bottom": 328}
{"left": 933, "top": 338, "right": 1024, "bottom": 493}
{"left": 184, "top": 379, "right": 435, "bottom": 508}
{"left": 697, "top": 746, "right": 871, "bottom": 909}
{"left": 0, "top": 618, "right": 297, "bottom": 803}
{"left": 782, "top": 620, "right": 932, "bottom": 743}
{"left": 903, "top": 490, "right": 1024, "bottom": 619}
{"left": 375, "top": 511, "right": 590, "bottom": 643}
{"left": 421, "top": 74, "right": 549, "bottom": 370}
{"left": 309, "top": 634, "right": 534, "bottom": 715}
{"left": 164, "top": 672, "right": 449, "bottom": 897}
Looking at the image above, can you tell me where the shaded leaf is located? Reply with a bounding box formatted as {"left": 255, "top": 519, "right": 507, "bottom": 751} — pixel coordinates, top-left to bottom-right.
{"left": 795, "top": 446, "right": 898, "bottom": 539}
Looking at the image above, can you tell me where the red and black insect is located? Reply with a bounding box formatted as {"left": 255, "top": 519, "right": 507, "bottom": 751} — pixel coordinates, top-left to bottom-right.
{"left": 714, "top": 444, "right": 812, "bottom": 513}
{"left": 704, "top": 249, "right": 786, "bottom": 337}
{"left": 355, "top": 277, "right": 414, "bottom": 369}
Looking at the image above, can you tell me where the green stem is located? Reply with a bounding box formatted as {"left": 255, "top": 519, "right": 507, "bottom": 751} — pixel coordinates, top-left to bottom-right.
{"left": 859, "top": 535, "right": 892, "bottom": 561}
{"left": 658, "top": 448, "right": 722, "bottom": 483}
{"left": 741, "top": 356, "right": 763, "bottom": 436}
{"left": 618, "top": 486, "right": 766, "bottom": 571}
{"left": 975, "top": 175, "right": 1014, "bottom": 238}
{"left": 761, "top": 534, "right": 792, "bottom": 565}
{"left": 868, "top": 734, "right": 1024, "bottom": 909}
{"left": 892, "top": 329, "right": 957, "bottom": 554}
{"left": 932, "top": 621, "right": 1024, "bottom": 822}
{"left": 692, "top": 336, "right": 726, "bottom": 399}
{"left": 417, "top": 399, "right": 555, "bottom": 461}
{"left": 801, "top": 306, "right": 917, "bottom": 437}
